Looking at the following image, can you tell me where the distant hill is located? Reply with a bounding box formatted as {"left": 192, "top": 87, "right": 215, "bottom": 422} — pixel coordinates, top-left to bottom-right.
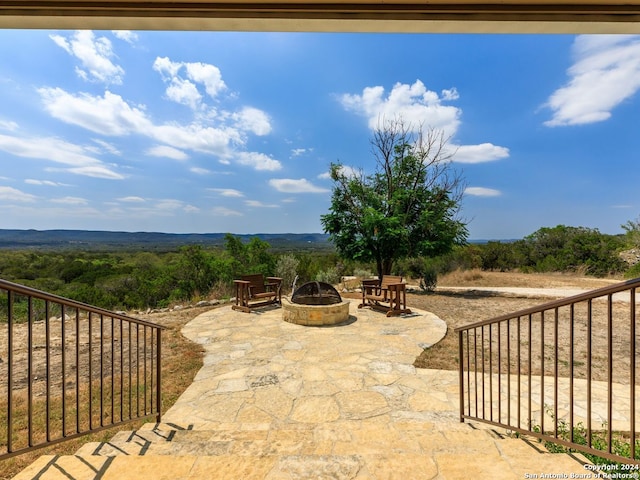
{"left": 0, "top": 229, "right": 333, "bottom": 252}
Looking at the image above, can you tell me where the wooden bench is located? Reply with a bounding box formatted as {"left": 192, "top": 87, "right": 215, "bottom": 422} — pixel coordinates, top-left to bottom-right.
{"left": 232, "top": 274, "right": 282, "bottom": 313}
{"left": 359, "top": 275, "right": 411, "bottom": 317}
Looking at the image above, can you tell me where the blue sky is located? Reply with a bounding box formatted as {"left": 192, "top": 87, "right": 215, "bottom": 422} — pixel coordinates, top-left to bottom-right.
{"left": 0, "top": 30, "right": 638, "bottom": 240}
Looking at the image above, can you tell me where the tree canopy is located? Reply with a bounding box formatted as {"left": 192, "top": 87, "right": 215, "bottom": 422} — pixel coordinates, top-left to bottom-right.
{"left": 321, "top": 118, "right": 468, "bottom": 279}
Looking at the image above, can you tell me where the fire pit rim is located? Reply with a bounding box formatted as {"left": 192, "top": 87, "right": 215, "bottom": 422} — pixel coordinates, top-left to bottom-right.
{"left": 281, "top": 296, "right": 351, "bottom": 326}
{"left": 290, "top": 280, "right": 342, "bottom": 306}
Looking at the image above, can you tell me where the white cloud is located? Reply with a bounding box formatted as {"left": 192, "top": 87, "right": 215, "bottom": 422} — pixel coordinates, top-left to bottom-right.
{"left": 0, "top": 186, "right": 37, "bottom": 202}
{"left": 66, "top": 165, "right": 124, "bottom": 180}
{"left": 115, "top": 198, "right": 198, "bottom": 218}
{"left": 184, "top": 62, "right": 226, "bottom": 98}
{"left": 152, "top": 56, "right": 181, "bottom": 78}
{"left": 153, "top": 57, "right": 226, "bottom": 108}
{"left": 0, "top": 133, "right": 124, "bottom": 179}
{"left": 465, "top": 187, "right": 502, "bottom": 197}
{"left": 441, "top": 88, "right": 460, "bottom": 101}
{"left": 155, "top": 199, "right": 186, "bottom": 211}
{"left": 269, "top": 178, "right": 330, "bottom": 194}
{"left": 453, "top": 143, "right": 510, "bottom": 164}
{"left": 233, "top": 107, "right": 271, "bottom": 136}
{"left": 165, "top": 77, "right": 202, "bottom": 110}
{"left": 149, "top": 122, "right": 241, "bottom": 157}
{"left": 340, "top": 80, "right": 461, "bottom": 137}
{"left": 146, "top": 145, "right": 189, "bottom": 161}
{"left": 211, "top": 206, "right": 243, "bottom": 216}
{"left": 50, "top": 30, "right": 124, "bottom": 85}
{"left": 25, "top": 179, "right": 68, "bottom": 187}
{"left": 190, "top": 167, "right": 211, "bottom": 175}
{"left": 545, "top": 35, "right": 640, "bottom": 126}
{"left": 209, "top": 188, "right": 244, "bottom": 197}
{"left": 237, "top": 152, "right": 282, "bottom": 171}
{"left": 341, "top": 81, "right": 511, "bottom": 164}
{"left": 291, "top": 148, "right": 309, "bottom": 157}
{"left": 92, "top": 139, "right": 121, "bottom": 156}
{"left": 117, "top": 196, "right": 145, "bottom": 202}
{"left": 0, "top": 120, "right": 18, "bottom": 131}
{"left": 38, "top": 87, "right": 274, "bottom": 171}
{"left": 112, "top": 30, "right": 138, "bottom": 44}
{"left": 39, "top": 88, "right": 233, "bottom": 155}
{"left": 51, "top": 196, "right": 88, "bottom": 205}
{"left": 245, "top": 200, "right": 279, "bottom": 208}
{"left": 39, "top": 88, "right": 151, "bottom": 136}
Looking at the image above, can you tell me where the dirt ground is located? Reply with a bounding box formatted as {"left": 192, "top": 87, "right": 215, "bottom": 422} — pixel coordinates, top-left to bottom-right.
{"left": 0, "top": 305, "right": 213, "bottom": 398}
{"left": 436, "top": 269, "right": 621, "bottom": 289}
{"left": 409, "top": 270, "right": 633, "bottom": 384}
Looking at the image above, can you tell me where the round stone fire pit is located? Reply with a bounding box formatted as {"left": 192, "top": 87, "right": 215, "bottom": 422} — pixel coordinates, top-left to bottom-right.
{"left": 282, "top": 281, "right": 350, "bottom": 326}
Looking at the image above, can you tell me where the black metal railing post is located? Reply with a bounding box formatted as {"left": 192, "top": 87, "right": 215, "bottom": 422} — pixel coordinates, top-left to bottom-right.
{"left": 456, "top": 277, "right": 640, "bottom": 465}
{"left": 0, "top": 279, "right": 165, "bottom": 460}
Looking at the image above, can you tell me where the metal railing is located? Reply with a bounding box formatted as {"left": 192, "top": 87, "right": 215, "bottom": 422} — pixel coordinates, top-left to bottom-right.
{"left": 456, "top": 277, "right": 640, "bottom": 464}
{"left": 0, "top": 279, "right": 164, "bottom": 460}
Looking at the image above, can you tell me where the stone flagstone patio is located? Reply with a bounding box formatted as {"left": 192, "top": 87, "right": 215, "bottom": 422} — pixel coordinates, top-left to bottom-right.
{"left": 15, "top": 299, "right": 593, "bottom": 479}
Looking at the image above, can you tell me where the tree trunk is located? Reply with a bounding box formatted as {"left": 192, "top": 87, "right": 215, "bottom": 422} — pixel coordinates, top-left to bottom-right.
{"left": 382, "top": 258, "right": 393, "bottom": 277}
{"left": 376, "top": 258, "right": 394, "bottom": 279}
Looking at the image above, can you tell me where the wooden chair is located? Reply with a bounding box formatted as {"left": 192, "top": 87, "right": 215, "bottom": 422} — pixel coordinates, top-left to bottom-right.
{"left": 232, "top": 274, "right": 282, "bottom": 313}
{"left": 359, "top": 275, "right": 412, "bottom": 317}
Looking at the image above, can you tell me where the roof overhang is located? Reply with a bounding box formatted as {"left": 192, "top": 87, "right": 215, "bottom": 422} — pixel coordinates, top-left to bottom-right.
{"left": 1, "top": 1, "right": 640, "bottom": 33}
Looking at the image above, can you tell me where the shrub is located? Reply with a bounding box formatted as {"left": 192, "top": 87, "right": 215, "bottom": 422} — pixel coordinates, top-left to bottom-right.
{"left": 404, "top": 257, "right": 427, "bottom": 279}
{"left": 353, "top": 267, "right": 374, "bottom": 279}
{"left": 534, "top": 406, "right": 639, "bottom": 471}
{"left": 276, "top": 254, "right": 299, "bottom": 294}
{"left": 625, "top": 262, "right": 640, "bottom": 279}
{"left": 419, "top": 265, "right": 438, "bottom": 292}
{"left": 315, "top": 267, "right": 340, "bottom": 285}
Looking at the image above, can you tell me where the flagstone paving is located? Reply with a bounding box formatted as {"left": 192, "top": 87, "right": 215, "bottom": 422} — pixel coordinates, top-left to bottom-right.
{"left": 15, "top": 300, "right": 594, "bottom": 479}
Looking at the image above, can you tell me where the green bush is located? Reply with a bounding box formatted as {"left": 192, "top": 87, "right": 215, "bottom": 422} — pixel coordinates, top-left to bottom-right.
{"left": 419, "top": 265, "right": 438, "bottom": 292}
{"left": 276, "top": 254, "right": 299, "bottom": 294}
{"left": 625, "top": 262, "right": 640, "bottom": 279}
{"left": 403, "top": 257, "right": 427, "bottom": 279}
{"left": 353, "top": 267, "right": 374, "bottom": 279}
{"left": 534, "top": 407, "right": 640, "bottom": 472}
{"left": 315, "top": 267, "right": 340, "bottom": 285}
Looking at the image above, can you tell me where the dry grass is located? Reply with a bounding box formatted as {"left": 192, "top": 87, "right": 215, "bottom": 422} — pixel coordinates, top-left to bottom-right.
{"left": 0, "top": 305, "right": 209, "bottom": 480}
{"left": 437, "top": 269, "right": 621, "bottom": 289}
{"left": 412, "top": 272, "right": 634, "bottom": 385}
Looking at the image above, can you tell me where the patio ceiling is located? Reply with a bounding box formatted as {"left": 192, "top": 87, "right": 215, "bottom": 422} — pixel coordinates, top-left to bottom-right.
{"left": 1, "top": 0, "right": 640, "bottom": 33}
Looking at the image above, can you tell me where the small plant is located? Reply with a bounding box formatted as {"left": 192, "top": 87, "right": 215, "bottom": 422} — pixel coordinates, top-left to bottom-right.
{"left": 419, "top": 265, "right": 438, "bottom": 292}
{"left": 315, "top": 267, "right": 340, "bottom": 285}
{"left": 353, "top": 268, "right": 374, "bottom": 279}
{"left": 404, "top": 257, "right": 427, "bottom": 279}
{"left": 532, "top": 406, "right": 640, "bottom": 471}
{"left": 276, "top": 254, "right": 299, "bottom": 293}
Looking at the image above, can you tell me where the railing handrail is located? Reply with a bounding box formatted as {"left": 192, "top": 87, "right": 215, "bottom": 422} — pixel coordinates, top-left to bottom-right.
{"left": 455, "top": 277, "right": 640, "bottom": 332}
{"left": 0, "top": 278, "right": 165, "bottom": 330}
{"left": 457, "top": 275, "right": 640, "bottom": 465}
{"left": 1, "top": 278, "right": 165, "bottom": 460}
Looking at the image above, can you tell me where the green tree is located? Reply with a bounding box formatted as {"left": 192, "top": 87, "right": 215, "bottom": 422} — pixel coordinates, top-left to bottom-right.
{"left": 276, "top": 254, "right": 299, "bottom": 294}
{"left": 622, "top": 216, "right": 640, "bottom": 249}
{"left": 523, "top": 225, "right": 625, "bottom": 276}
{"left": 321, "top": 118, "right": 468, "bottom": 279}
{"left": 223, "top": 233, "right": 276, "bottom": 278}
{"left": 174, "top": 245, "right": 215, "bottom": 299}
